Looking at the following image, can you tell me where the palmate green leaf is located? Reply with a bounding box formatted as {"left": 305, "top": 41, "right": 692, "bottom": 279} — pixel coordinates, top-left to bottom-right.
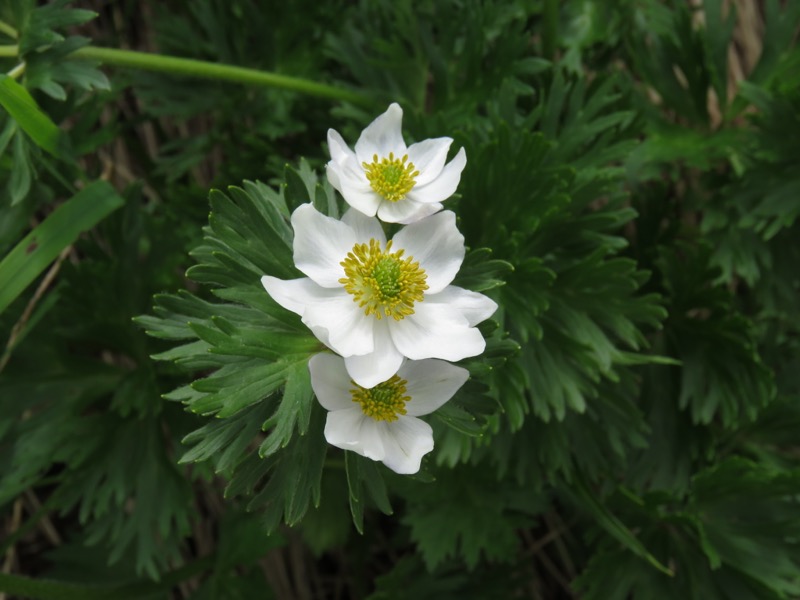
{"left": 140, "top": 165, "right": 338, "bottom": 534}
{"left": 451, "top": 247, "right": 512, "bottom": 293}
{"left": 25, "top": 36, "right": 111, "bottom": 101}
{"left": 504, "top": 258, "right": 664, "bottom": 423}
{"left": 345, "top": 451, "right": 393, "bottom": 534}
{"left": 456, "top": 72, "right": 667, "bottom": 436}
{"left": 576, "top": 530, "right": 781, "bottom": 600}
{"left": 0, "top": 74, "right": 68, "bottom": 158}
{"left": 0, "top": 361, "right": 123, "bottom": 506}
{"left": 658, "top": 243, "right": 775, "bottom": 426}
{"left": 299, "top": 469, "right": 351, "bottom": 556}
{"left": 74, "top": 419, "right": 192, "bottom": 580}
{"left": 401, "top": 464, "right": 540, "bottom": 571}
{"left": 258, "top": 359, "right": 314, "bottom": 457}
{"left": 626, "top": 4, "right": 711, "bottom": 126}
{"left": 578, "top": 458, "right": 800, "bottom": 599}
{"left": 485, "top": 369, "right": 649, "bottom": 486}
{"left": 17, "top": 0, "right": 97, "bottom": 55}
{"left": 0, "top": 180, "right": 124, "bottom": 315}
{"left": 561, "top": 473, "right": 673, "bottom": 577}
{"left": 179, "top": 402, "right": 272, "bottom": 472}
{"left": 626, "top": 359, "right": 714, "bottom": 494}
{"left": 246, "top": 406, "right": 327, "bottom": 530}
{"left": 690, "top": 458, "right": 800, "bottom": 596}
{"left": 1, "top": 382, "right": 190, "bottom": 580}
{"left": 189, "top": 356, "right": 307, "bottom": 417}
{"left": 536, "top": 71, "right": 635, "bottom": 167}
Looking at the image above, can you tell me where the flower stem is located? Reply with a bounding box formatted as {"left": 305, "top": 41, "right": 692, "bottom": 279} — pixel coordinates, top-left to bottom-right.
{"left": 7, "top": 62, "right": 25, "bottom": 79}
{"left": 0, "top": 20, "right": 18, "bottom": 40}
{"left": 0, "top": 44, "right": 18, "bottom": 58}
{"left": 71, "top": 46, "right": 370, "bottom": 106}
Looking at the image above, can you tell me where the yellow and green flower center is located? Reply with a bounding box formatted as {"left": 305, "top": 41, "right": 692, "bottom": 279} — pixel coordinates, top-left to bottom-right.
{"left": 339, "top": 239, "right": 428, "bottom": 320}
{"left": 351, "top": 375, "right": 410, "bottom": 422}
{"left": 362, "top": 152, "right": 419, "bottom": 202}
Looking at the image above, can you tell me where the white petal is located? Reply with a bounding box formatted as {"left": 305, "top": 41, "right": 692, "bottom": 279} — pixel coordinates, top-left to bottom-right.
{"left": 260, "top": 276, "right": 338, "bottom": 317}
{"left": 308, "top": 353, "right": 354, "bottom": 411}
{"left": 327, "top": 129, "right": 357, "bottom": 166}
{"left": 344, "top": 320, "right": 404, "bottom": 387}
{"left": 324, "top": 409, "right": 387, "bottom": 461}
{"left": 376, "top": 199, "right": 443, "bottom": 224}
{"left": 391, "top": 211, "right": 465, "bottom": 294}
{"left": 355, "top": 103, "right": 407, "bottom": 164}
{"left": 406, "top": 147, "right": 466, "bottom": 205}
{"left": 399, "top": 359, "right": 470, "bottom": 416}
{"left": 342, "top": 208, "right": 386, "bottom": 244}
{"left": 291, "top": 204, "right": 355, "bottom": 287}
{"left": 389, "top": 302, "right": 485, "bottom": 361}
{"left": 380, "top": 416, "right": 434, "bottom": 474}
{"left": 326, "top": 162, "right": 343, "bottom": 191}
{"left": 326, "top": 130, "right": 371, "bottom": 190}
{"left": 303, "top": 294, "right": 374, "bottom": 357}
{"left": 425, "top": 286, "right": 498, "bottom": 326}
{"left": 406, "top": 137, "right": 452, "bottom": 186}
{"left": 329, "top": 161, "right": 381, "bottom": 217}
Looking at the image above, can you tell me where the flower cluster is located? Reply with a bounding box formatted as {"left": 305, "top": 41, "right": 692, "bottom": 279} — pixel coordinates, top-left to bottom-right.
{"left": 262, "top": 104, "right": 496, "bottom": 474}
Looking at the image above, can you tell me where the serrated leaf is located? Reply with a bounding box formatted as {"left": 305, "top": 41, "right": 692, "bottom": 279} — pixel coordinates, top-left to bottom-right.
{"left": 345, "top": 451, "right": 393, "bottom": 534}
{"left": 259, "top": 359, "right": 314, "bottom": 457}
{"left": 562, "top": 473, "right": 673, "bottom": 577}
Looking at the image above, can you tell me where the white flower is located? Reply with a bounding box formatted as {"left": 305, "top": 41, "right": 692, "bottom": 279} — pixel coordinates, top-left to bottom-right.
{"left": 326, "top": 103, "right": 467, "bottom": 224}
{"left": 261, "top": 204, "right": 497, "bottom": 388}
{"left": 309, "top": 353, "right": 469, "bottom": 474}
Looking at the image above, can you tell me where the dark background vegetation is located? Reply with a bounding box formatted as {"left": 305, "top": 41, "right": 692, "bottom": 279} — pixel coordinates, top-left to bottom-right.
{"left": 1, "top": 0, "right": 799, "bottom": 598}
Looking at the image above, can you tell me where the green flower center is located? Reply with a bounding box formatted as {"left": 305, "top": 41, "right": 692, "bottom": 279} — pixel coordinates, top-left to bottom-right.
{"left": 363, "top": 152, "right": 419, "bottom": 202}
{"left": 339, "top": 239, "right": 428, "bottom": 320}
{"left": 351, "top": 375, "right": 410, "bottom": 422}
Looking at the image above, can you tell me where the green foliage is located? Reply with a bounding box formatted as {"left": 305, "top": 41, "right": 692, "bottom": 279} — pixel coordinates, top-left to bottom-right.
{"left": 0, "top": 74, "right": 67, "bottom": 158}
{"left": 0, "top": 180, "right": 123, "bottom": 314}
{"left": 401, "top": 465, "right": 540, "bottom": 570}
{"left": 1, "top": 0, "right": 800, "bottom": 597}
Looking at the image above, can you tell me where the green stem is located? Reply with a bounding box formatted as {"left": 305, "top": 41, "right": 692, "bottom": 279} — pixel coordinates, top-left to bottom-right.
{"left": 71, "top": 46, "right": 370, "bottom": 106}
{"left": 0, "top": 555, "right": 215, "bottom": 600}
{"left": 0, "top": 20, "right": 18, "bottom": 40}
{"left": 7, "top": 62, "right": 25, "bottom": 79}
{"left": 0, "top": 44, "right": 18, "bottom": 58}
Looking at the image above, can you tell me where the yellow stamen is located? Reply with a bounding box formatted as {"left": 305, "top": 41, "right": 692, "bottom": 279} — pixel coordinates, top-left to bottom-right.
{"left": 351, "top": 375, "right": 410, "bottom": 422}
{"left": 363, "top": 152, "right": 419, "bottom": 202}
{"left": 339, "top": 239, "right": 428, "bottom": 320}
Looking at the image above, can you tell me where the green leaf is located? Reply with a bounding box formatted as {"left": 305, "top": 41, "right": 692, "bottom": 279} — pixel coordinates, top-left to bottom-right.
{"left": 0, "top": 180, "right": 124, "bottom": 315}
{"left": 402, "top": 465, "right": 539, "bottom": 570}
{"left": 180, "top": 402, "right": 272, "bottom": 473}
{"left": 562, "top": 473, "right": 674, "bottom": 577}
{"left": 259, "top": 358, "right": 315, "bottom": 457}
{"left": 8, "top": 132, "right": 32, "bottom": 206}
{"left": 18, "top": 0, "right": 97, "bottom": 55}
{"left": 690, "top": 458, "right": 800, "bottom": 596}
{"left": 345, "top": 451, "right": 393, "bottom": 534}
{"left": 0, "top": 74, "right": 68, "bottom": 158}
{"left": 246, "top": 407, "right": 327, "bottom": 530}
